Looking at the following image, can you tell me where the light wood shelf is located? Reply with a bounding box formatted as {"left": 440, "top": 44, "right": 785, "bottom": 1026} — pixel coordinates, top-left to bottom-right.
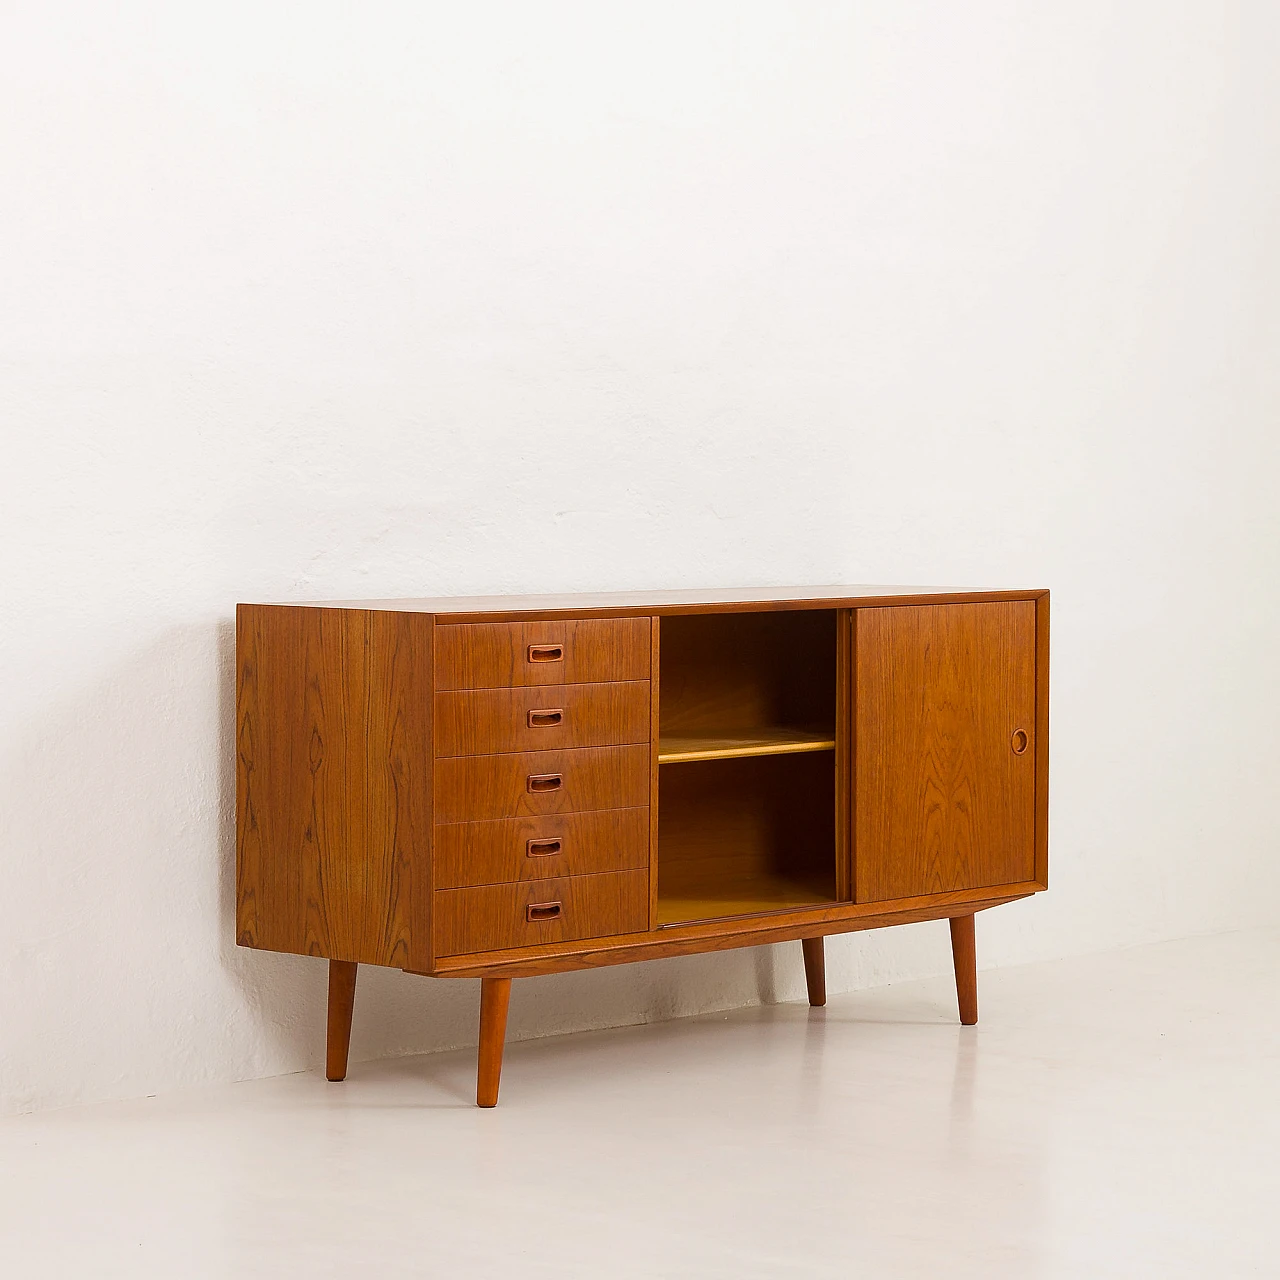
{"left": 656, "top": 871, "right": 836, "bottom": 926}
{"left": 657, "top": 728, "right": 836, "bottom": 764}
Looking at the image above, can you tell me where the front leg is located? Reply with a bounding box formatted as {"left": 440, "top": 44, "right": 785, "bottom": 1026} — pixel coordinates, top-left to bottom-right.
{"left": 949, "top": 915, "right": 978, "bottom": 1025}
{"left": 326, "top": 960, "right": 358, "bottom": 1081}
{"left": 476, "top": 976, "right": 513, "bottom": 1107}
{"left": 801, "top": 936, "right": 826, "bottom": 1007}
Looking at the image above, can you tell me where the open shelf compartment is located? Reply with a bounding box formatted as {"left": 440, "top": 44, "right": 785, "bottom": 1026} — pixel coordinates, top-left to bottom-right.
{"left": 655, "top": 610, "right": 841, "bottom": 925}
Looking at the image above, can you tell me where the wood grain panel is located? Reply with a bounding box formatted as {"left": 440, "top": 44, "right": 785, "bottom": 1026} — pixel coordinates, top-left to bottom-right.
{"left": 435, "top": 617, "right": 650, "bottom": 688}
{"left": 434, "top": 808, "right": 650, "bottom": 888}
{"left": 434, "top": 745, "right": 650, "bottom": 824}
{"left": 235, "top": 605, "right": 431, "bottom": 967}
{"left": 854, "top": 601, "right": 1036, "bottom": 903}
{"left": 435, "top": 682, "right": 649, "bottom": 757}
{"left": 435, "top": 870, "right": 649, "bottom": 957}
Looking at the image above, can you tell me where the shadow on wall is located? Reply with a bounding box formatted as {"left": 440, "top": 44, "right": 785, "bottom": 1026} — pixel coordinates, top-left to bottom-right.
{"left": 0, "top": 618, "right": 463, "bottom": 1113}
{"left": 214, "top": 616, "right": 327, "bottom": 1068}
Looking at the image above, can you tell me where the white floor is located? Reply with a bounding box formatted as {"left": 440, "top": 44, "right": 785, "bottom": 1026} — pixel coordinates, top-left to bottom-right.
{"left": 2, "top": 929, "right": 1277, "bottom": 1279}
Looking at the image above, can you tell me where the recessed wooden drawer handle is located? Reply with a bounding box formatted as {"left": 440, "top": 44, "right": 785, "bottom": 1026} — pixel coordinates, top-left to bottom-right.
{"left": 527, "top": 708, "right": 564, "bottom": 728}
{"left": 1011, "top": 728, "right": 1030, "bottom": 755}
{"left": 527, "top": 644, "right": 564, "bottom": 663}
{"left": 527, "top": 772, "right": 563, "bottom": 793}
{"left": 526, "top": 901, "right": 563, "bottom": 922}
{"left": 526, "top": 838, "right": 563, "bottom": 858}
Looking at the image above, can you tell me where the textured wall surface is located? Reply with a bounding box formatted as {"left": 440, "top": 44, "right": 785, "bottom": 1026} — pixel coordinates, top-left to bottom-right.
{"left": 3, "top": 2, "right": 1279, "bottom": 1115}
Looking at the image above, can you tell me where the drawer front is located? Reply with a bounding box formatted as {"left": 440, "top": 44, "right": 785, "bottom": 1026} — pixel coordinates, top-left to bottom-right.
{"left": 434, "top": 808, "right": 650, "bottom": 889}
{"left": 434, "top": 745, "right": 650, "bottom": 824}
{"left": 435, "top": 870, "right": 649, "bottom": 957}
{"left": 435, "top": 682, "right": 650, "bottom": 757}
{"left": 435, "top": 618, "right": 651, "bottom": 690}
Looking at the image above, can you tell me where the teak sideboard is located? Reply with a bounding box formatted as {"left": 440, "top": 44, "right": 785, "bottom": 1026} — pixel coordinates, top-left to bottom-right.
{"left": 236, "top": 586, "right": 1049, "bottom": 1106}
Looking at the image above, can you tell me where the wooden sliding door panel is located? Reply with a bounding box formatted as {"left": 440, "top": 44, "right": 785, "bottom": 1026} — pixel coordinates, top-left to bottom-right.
{"left": 854, "top": 602, "right": 1036, "bottom": 903}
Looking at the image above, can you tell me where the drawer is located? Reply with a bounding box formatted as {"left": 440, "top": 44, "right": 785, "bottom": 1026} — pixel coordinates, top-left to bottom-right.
{"left": 434, "top": 745, "right": 650, "bottom": 824}
{"left": 434, "top": 870, "right": 649, "bottom": 957}
{"left": 435, "top": 682, "right": 650, "bottom": 757}
{"left": 434, "top": 808, "right": 649, "bottom": 889}
{"left": 435, "top": 617, "right": 651, "bottom": 690}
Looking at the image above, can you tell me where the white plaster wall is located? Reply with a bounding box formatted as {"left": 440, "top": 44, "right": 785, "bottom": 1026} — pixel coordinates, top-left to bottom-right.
{"left": 2, "top": 2, "right": 1278, "bottom": 1116}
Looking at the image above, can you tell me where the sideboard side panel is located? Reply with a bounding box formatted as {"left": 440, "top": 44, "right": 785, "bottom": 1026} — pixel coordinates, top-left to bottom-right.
{"left": 236, "top": 605, "right": 429, "bottom": 967}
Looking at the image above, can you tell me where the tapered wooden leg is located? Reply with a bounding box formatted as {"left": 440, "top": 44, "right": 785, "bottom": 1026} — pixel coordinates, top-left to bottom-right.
{"left": 801, "top": 936, "right": 826, "bottom": 1007}
{"left": 477, "top": 976, "right": 512, "bottom": 1108}
{"left": 326, "top": 960, "right": 358, "bottom": 1082}
{"left": 949, "top": 914, "right": 978, "bottom": 1026}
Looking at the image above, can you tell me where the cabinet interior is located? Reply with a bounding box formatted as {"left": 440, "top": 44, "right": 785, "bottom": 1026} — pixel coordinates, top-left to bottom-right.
{"left": 656, "top": 610, "right": 839, "bottom": 925}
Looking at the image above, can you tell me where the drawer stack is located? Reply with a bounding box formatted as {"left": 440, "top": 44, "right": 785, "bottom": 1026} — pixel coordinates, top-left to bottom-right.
{"left": 432, "top": 618, "right": 652, "bottom": 957}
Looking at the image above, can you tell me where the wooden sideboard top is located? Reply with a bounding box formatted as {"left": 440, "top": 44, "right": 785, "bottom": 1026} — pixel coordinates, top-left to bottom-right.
{"left": 252, "top": 584, "right": 1048, "bottom": 620}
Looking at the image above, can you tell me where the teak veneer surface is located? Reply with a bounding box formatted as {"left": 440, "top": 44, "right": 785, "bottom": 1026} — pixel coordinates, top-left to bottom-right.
{"left": 435, "top": 617, "right": 651, "bottom": 688}
{"left": 433, "top": 808, "right": 650, "bottom": 889}
{"left": 435, "top": 682, "right": 650, "bottom": 757}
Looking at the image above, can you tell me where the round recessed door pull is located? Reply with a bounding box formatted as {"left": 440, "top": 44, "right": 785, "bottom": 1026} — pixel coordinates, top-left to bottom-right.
{"left": 1011, "top": 728, "right": 1030, "bottom": 755}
